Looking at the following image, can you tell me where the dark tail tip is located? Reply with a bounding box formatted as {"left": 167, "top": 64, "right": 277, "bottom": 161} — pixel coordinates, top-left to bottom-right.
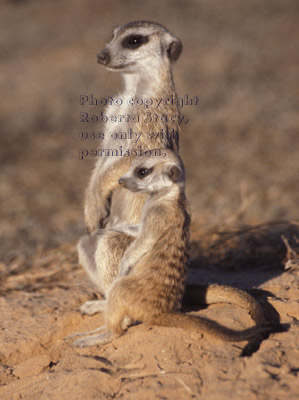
{"left": 241, "top": 323, "right": 288, "bottom": 357}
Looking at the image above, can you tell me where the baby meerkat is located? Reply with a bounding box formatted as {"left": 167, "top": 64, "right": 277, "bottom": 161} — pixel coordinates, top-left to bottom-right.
{"left": 74, "top": 150, "right": 267, "bottom": 348}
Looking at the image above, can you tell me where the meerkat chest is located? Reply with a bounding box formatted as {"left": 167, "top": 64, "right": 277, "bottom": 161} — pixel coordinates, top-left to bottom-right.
{"left": 102, "top": 98, "right": 141, "bottom": 150}
{"left": 101, "top": 93, "right": 178, "bottom": 150}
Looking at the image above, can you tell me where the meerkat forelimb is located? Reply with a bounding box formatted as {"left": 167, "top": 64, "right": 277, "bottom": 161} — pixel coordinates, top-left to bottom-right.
{"left": 74, "top": 150, "right": 268, "bottom": 348}
{"left": 85, "top": 156, "right": 132, "bottom": 231}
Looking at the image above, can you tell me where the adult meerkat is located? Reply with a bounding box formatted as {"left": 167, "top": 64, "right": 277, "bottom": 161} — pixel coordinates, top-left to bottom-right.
{"left": 78, "top": 21, "right": 183, "bottom": 305}
{"left": 77, "top": 21, "right": 266, "bottom": 331}
{"left": 74, "top": 150, "right": 267, "bottom": 348}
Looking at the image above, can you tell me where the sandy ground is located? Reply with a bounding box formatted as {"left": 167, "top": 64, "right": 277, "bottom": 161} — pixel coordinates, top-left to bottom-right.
{"left": 1, "top": 0, "right": 299, "bottom": 398}
{"left": 1, "top": 225, "right": 299, "bottom": 399}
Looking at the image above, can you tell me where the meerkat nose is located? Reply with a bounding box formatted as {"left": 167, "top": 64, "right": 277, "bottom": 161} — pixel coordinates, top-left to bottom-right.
{"left": 97, "top": 49, "right": 110, "bottom": 65}
{"left": 118, "top": 178, "right": 124, "bottom": 186}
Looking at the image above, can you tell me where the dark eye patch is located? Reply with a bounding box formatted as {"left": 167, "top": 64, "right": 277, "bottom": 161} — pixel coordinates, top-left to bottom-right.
{"left": 134, "top": 167, "right": 153, "bottom": 179}
{"left": 121, "top": 34, "right": 149, "bottom": 49}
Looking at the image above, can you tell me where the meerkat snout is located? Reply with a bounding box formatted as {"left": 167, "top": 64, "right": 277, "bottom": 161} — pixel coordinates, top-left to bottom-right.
{"left": 97, "top": 49, "right": 110, "bottom": 65}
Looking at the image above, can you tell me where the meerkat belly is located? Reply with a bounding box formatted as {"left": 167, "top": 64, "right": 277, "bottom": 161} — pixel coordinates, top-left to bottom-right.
{"left": 106, "top": 187, "right": 148, "bottom": 227}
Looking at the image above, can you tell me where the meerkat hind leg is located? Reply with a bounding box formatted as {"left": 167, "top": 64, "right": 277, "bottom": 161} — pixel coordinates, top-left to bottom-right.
{"left": 74, "top": 330, "right": 118, "bottom": 348}
{"left": 72, "top": 316, "right": 132, "bottom": 347}
{"left": 65, "top": 325, "right": 106, "bottom": 339}
{"left": 77, "top": 234, "right": 105, "bottom": 294}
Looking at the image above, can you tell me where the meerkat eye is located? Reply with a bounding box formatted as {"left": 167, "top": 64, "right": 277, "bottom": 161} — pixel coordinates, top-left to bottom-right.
{"left": 135, "top": 167, "right": 153, "bottom": 179}
{"left": 121, "top": 34, "right": 149, "bottom": 49}
{"left": 136, "top": 168, "right": 148, "bottom": 178}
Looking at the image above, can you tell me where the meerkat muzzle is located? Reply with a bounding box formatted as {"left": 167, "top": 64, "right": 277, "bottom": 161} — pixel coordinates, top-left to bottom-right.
{"left": 97, "top": 49, "right": 110, "bottom": 65}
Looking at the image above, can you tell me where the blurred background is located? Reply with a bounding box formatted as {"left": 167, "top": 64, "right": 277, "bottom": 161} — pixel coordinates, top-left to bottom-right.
{"left": 1, "top": 0, "right": 298, "bottom": 264}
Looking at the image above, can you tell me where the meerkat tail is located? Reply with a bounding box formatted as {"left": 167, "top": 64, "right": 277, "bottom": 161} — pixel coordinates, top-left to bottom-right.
{"left": 205, "top": 284, "right": 265, "bottom": 325}
{"left": 151, "top": 312, "right": 269, "bottom": 342}
{"left": 183, "top": 284, "right": 265, "bottom": 326}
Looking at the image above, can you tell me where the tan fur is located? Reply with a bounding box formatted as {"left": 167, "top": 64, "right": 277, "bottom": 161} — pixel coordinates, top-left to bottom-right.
{"left": 183, "top": 284, "right": 265, "bottom": 327}
{"left": 74, "top": 151, "right": 267, "bottom": 348}
{"left": 78, "top": 21, "right": 183, "bottom": 302}
{"left": 76, "top": 21, "right": 267, "bottom": 345}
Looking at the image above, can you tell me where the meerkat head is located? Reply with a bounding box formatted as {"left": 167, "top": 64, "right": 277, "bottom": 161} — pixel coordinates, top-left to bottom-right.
{"left": 97, "top": 21, "right": 182, "bottom": 74}
{"left": 118, "top": 150, "right": 185, "bottom": 194}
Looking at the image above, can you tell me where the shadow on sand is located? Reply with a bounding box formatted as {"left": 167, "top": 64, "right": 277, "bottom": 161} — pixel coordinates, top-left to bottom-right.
{"left": 182, "top": 221, "right": 298, "bottom": 356}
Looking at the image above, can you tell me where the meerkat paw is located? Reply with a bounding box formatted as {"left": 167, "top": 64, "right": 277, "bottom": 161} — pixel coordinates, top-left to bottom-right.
{"left": 84, "top": 217, "right": 101, "bottom": 235}
{"left": 84, "top": 205, "right": 100, "bottom": 234}
{"left": 74, "top": 330, "right": 117, "bottom": 347}
{"left": 85, "top": 201, "right": 109, "bottom": 233}
{"left": 64, "top": 325, "right": 106, "bottom": 340}
{"left": 79, "top": 299, "right": 106, "bottom": 315}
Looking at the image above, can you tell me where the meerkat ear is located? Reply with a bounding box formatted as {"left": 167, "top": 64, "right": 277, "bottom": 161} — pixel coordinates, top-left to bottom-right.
{"left": 168, "top": 165, "right": 182, "bottom": 182}
{"left": 167, "top": 38, "right": 183, "bottom": 62}
{"left": 162, "top": 33, "right": 183, "bottom": 62}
